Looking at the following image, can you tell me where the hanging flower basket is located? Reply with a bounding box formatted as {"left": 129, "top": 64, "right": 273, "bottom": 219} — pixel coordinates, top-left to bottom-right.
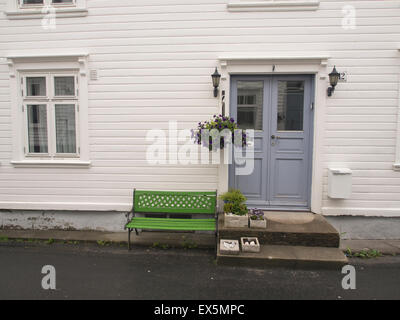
{"left": 191, "top": 114, "right": 247, "bottom": 150}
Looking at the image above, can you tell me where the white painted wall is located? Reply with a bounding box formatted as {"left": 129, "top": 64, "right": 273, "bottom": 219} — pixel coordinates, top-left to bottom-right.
{"left": 0, "top": 0, "right": 399, "bottom": 224}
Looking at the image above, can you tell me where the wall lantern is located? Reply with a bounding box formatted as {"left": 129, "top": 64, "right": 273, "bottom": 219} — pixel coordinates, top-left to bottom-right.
{"left": 211, "top": 67, "right": 221, "bottom": 97}
{"left": 327, "top": 66, "right": 340, "bottom": 97}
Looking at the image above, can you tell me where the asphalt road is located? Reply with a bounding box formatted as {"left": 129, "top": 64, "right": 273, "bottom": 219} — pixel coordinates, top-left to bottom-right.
{"left": 0, "top": 242, "right": 399, "bottom": 300}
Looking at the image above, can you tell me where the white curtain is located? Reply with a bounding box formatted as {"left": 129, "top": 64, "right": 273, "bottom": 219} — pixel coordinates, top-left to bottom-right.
{"left": 55, "top": 104, "right": 76, "bottom": 153}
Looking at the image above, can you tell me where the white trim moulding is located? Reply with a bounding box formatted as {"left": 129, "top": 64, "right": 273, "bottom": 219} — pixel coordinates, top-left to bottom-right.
{"left": 10, "top": 160, "right": 91, "bottom": 168}
{"left": 218, "top": 53, "right": 330, "bottom": 62}
{"left": 395, "top": 48, "right": 400, "bottom": 171}
{"left": 6, "top": 52, "right": 89, "bottom": 60}
{"left": 227, "top": 0, "right": 320, "bottom": 12}
{"left": 4, "top": 8, "right": 88, "bottom": 19}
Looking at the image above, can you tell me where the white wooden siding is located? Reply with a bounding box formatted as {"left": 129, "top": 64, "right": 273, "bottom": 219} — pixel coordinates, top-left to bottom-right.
{"left": 0, "top": 0, "right": 399, "bottom": 215}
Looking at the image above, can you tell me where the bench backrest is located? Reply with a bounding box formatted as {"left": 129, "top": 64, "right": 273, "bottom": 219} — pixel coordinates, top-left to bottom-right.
{"left": 133, "top": 190, "right": 217, "bottom": 215}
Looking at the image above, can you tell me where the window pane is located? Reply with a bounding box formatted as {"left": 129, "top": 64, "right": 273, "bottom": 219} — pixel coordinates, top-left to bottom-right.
{"left": 277, "top": 81, "right": 304, "bottom": 131}
{"left": 55, "top": 104, "right": 77, "bottom": 154}
{"left": 22, "top": 0, "right": 44, "bottom": 4}
{"left": 54, "top": 76, "right": 75, "bottom": 96}
{"left": 237, "top": 81, "right": 263, "bottom": 130}
{"left": 27, "top": 105, "right": 48, "bottom": 153}
{"left": 26, "top": 77, "right": 46, "bottom": 97}
{"left": 52, "top": 0, "right": 74, "bottom": 4}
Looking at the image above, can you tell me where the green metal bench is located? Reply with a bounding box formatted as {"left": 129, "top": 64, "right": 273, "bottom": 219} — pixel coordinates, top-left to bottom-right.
{"left": 125, "top": 189, "right": 218, "bottom": 250}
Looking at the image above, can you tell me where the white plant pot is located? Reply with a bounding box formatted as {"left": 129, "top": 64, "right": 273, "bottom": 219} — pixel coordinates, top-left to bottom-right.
{"left": 249, "top": 218, "right": 267, "bottom": 229}
{"left": 240, "top": 237, "right": 261, "bottom": 253}
{"left": 224, "top": 213, "right": 249, "bottom": 228}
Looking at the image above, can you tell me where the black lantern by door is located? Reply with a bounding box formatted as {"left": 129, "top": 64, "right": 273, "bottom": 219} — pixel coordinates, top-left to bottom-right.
{"left": 211, "top": 67, "right": 221, "bottom": 97}
{"left": 327, "top": 66, "right": 340, "bottom": 97}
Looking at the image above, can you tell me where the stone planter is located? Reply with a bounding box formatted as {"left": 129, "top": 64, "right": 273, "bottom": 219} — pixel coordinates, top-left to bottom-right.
{"left": 240, "top": 237, "right": 260, "bottom": 253}
{"left": 219, "top": 239, "right": 240, "bottom": 255}
{"left": 224, "top": 213, "right": 249, "bottom": 228}
{"left": 249, "top": 218, "right": 267, "bottom": 229}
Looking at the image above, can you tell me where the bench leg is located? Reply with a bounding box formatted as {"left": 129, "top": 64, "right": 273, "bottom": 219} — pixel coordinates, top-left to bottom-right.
{"left": 215, "top": 216, "right": 219, "bottom": 259}
{"left": 135, "top": 228, "right": 139, "bottom": 236}
{"left": 128, "top": 228, "right": 131, "bottom": 251}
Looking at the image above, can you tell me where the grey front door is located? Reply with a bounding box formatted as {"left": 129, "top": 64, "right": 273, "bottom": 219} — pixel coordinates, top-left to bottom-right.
{"left": 229, "top": 75, "right": 314, "bottom": 210}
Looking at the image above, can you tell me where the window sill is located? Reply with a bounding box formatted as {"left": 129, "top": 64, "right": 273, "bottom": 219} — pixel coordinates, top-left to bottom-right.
{"left": 393, "top": 163, "right": 400, "bottom": 172}
{"left": 4, "top": 8, "right": 88, "bottom": 20}
{"left": 227, "top": 0, "right": 320, "bottom": 12}
{"left": 11, "top": 160, "right": 91, "bottom": 168}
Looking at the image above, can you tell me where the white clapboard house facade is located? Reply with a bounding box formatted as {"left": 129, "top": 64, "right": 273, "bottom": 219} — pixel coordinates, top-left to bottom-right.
{"left": 0, "top": 0, "right": 400, "bottom": 239}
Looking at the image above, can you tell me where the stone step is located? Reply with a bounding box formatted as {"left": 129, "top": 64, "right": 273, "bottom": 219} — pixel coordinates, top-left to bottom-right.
{"left": 217, "top": 244, "right": 348, "bottom": 269}
{"left": 218, "top": 213, "right": 340, "bottom": 248}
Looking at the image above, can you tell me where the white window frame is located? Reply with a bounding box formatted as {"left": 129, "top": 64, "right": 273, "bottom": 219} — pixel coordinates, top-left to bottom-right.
{"left": 19, "top": 0, "right": 76, "bottom": 9}
{"left": 22, "top": 72, "right": 80, "bottom": 159}
{"left": 5, "top": 0, "right": 87, "bottom": 19}
{"left": 7, "top": 52, "right": 90, "bottom": 167}
{"left": 19, "top": 0, "right": 45, "bottom": 9}
{"left": 23, "top": 73, "right": 49, "bottom": 99}
{"left": 24, "top": 102, "right": 51, "bottom": 157}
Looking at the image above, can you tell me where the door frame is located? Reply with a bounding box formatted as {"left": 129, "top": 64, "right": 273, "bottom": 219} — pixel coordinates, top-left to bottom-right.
{"left": 229, "top": 74, "right": 315, "bottom": 211}
{"left": 216, "top": 54, "right": 330, "bottom": 214}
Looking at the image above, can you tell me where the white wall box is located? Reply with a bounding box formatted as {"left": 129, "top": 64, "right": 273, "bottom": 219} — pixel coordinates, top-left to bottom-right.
{"left": 328, "top": 168, "right": 352, "bottom": 200}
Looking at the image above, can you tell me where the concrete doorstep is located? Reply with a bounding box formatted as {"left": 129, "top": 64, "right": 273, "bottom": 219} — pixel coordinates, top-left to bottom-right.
{"left": 217, "top": 243, "right": 348, "bottom": 269}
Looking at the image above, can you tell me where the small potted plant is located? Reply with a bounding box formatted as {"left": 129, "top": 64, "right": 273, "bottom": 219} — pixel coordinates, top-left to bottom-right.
{"left": 220, "top": 189, "right": 249, "bottom": 228}
{"left": 249, "top": 208, "right": 267, "bottom": 229}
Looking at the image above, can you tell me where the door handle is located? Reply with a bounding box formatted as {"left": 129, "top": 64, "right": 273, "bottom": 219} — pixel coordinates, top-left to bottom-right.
{"left": 271, "top": 135, "right": 281, "bottom": 139}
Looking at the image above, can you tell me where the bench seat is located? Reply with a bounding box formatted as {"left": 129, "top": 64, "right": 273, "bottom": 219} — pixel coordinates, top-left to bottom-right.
{"left": 126, "top": 217, "right": 216, "bottom": 231}
{"left": 125, "top": 189, "right": 218, "bottom": 250}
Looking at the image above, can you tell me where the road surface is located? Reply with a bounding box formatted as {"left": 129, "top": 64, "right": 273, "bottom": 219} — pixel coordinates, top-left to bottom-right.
{"left": 0, "top": 241, "right": 399, "bottom": 300}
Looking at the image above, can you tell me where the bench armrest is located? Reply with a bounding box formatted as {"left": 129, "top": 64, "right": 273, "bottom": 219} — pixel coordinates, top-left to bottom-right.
{"left": 125, "top": 188, "right": 136, "bottom": 230}
{"left": 124, "top": 209, "right": 135, "bottom": 230}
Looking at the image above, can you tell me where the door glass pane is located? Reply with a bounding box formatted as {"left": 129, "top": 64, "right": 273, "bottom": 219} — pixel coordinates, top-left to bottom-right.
{"left": 27, "top": 104, "right": 48, "bottom": 153}
{"left": 277, "top": 81, "right": 304, "bottom": 131}
{"left": 237, "top": 81, "right": 263, "bottom": 130}
{"left": 26, "top": 77, "right": 46, "bottom": 97}
{"left": 55, "top": 104, "right": 77, "bottom": 154}
{"left": 54, "top": 76, "right": 75, "bottom": 96}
